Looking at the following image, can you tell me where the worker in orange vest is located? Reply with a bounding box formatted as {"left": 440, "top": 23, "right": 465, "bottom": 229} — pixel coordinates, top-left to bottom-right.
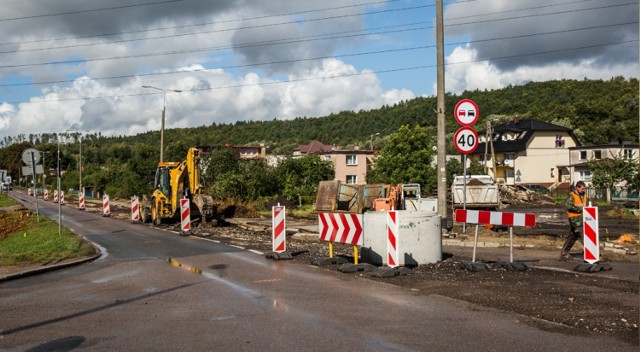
{"left": 560, "top": 180, "right": 587, "bottom": 260}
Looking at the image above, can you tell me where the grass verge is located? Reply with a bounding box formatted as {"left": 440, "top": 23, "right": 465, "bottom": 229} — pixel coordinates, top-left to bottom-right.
{"left": 0, "top": 194, "right": 96, "bottom": 266}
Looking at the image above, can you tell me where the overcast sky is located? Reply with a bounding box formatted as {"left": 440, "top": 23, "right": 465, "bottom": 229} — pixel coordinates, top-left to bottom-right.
{"left": 0, "top": 0, "right": 637, "bottom": 143}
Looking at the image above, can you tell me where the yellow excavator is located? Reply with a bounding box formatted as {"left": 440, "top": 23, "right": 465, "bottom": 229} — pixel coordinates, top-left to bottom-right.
{"left": 140, "top": 147, "right": 215, "bottom": 225}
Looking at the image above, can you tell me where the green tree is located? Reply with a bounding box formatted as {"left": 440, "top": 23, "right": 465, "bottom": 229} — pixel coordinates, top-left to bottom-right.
{"left": 367, "top": 125, "right": 437, "bottom": 192}
{"left": 588, "top": 153, "right": 638, "bottom": 201}
{"left": 275, "top": 155, "right": 334, "bottom": 201}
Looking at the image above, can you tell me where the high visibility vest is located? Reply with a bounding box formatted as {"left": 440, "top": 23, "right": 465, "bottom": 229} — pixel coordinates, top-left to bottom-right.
{"left": 567, "top": 191, "right": 587, "bottom": 218}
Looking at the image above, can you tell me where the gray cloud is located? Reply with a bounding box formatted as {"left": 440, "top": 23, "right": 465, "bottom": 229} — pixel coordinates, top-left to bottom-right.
{"left": 444, "top": 0, "right": 638, "bottom": 70}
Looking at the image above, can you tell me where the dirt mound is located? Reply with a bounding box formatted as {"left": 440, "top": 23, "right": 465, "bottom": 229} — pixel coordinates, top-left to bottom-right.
{"left": 0, "top": 210, "right": 28, "bottom": 241}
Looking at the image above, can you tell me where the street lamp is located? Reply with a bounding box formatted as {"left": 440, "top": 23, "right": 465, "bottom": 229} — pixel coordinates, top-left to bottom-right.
{"left": 370, "top": 133, "right": 380, "bottom": 150}
{"left": 66, "top": 130, "right": 90, "bottom": 196}
{"left": 142, "top": 85, "right": 182, "bottom": 163}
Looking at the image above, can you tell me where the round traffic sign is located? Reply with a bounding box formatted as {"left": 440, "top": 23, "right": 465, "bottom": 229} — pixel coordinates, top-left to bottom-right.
{"left": 454, "top": 99, "right": 479, "bottom": 126}
{"left": 22, "top": 148, "right": 41, "bottom": 165}
{"left": 453, "top": 127, "right": 479, "bottom": 154}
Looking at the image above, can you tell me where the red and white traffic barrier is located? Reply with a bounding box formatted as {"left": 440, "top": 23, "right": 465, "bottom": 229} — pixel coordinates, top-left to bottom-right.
{"left": 387, "top": 210, "right": 398, "bottom": 268}
{"left": 102, "top": 194, "right": 111, "bottom": 217}
{"left": 53, "top": 190, "right": 59, "bottom": 203}
{"left": 455, "top": 209, "right": 535, "bottom": 227}
{"left": 131, "top": 195, "right": 140, "bottom": 223}
{"left": 272, "top": 205, "right": 286, "bottom": 253}
{"left": 455, "top": 209, "right": 536, "bottom": 263}
{"left": 180, "top": 198, "right": 191, "bottom": 235}
{"left": 318, "top": 212, "right": 364, "bottom": 264}
{"left": 583, "top": 206, "right": 599, "bottom": 264}
{"left": 43, "top": 189, "right": 49, "bottom": 201}
{"left": 60, "top": 191, "right": 65, "bottom": 205}
{"left": 78, "top": 189, "right": 85, "bottom": 210}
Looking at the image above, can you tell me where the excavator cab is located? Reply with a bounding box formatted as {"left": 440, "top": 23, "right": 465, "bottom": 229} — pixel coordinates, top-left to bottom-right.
{"left": 154, "top": 166, "right": 172, "bottom": 199}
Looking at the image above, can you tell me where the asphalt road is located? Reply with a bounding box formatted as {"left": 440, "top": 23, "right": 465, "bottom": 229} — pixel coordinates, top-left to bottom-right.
{"left": 1, "top": 193, "right": 636, "bottom": 351}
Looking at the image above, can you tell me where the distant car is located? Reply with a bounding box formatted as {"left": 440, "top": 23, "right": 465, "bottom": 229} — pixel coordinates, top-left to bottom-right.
{"left": 524, "top": 184, "right": 549, "bottom": 194}
{"left": 1, "top": 183, "right": 12, "bottom": 191}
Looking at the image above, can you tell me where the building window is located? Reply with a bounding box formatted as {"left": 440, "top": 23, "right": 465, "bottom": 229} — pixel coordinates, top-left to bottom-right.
{"left": 346, "top": 175, "right": 357, "bottom": 184}
{"left": 579, "top": 151, "right": 587, "bottom": 160}
{"left": 346, "top": 155, "right": 357, "bottom": 166}
{"left": 593, "top": 150, "right": 602, "bottom": 159}
{"left": 579, "top": 170, "right": 592, "bottom": 181}
{"left": 623, "top": 149, "right": 635, "bottom": 159}
{"left": 323, "top": 155, "right": 331, "bottom": 161}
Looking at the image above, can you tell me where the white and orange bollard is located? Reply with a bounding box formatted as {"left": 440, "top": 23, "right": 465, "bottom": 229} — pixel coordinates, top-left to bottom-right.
{"left": 179, "top": 198, "right": 191, "bottom": 235}
{"left": 102, "top": 194, "right": 111, "bottom": 217}
{"left": 272, "top": 205, "right": 286, "bottom": 253}
{"left": 53, "top": 190, "right": 59, "bottom": 203}
{"left": 44, "top": 189, "right": 49, "bottom": 201}
{"left": 78, "top": 188, "right": 85, "bottom": 210}
{"left": 60, "top": 191, "right": 65, "bottom": 205}
{"left": 131, "top": 195, "right": 140, "bottom": 223}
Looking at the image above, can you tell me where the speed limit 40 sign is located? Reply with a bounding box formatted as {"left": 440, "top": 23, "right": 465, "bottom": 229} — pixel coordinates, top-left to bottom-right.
{"left": 454, "top": 127, "right": 478, "bottom": 154}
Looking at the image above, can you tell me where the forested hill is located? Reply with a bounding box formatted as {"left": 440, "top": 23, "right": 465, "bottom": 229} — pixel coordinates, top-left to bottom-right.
{"left": 3, "top": 77, "right": 638, "bottom": 157}
{"left": 137, "top": 77, "right": 639, "bottom": 156}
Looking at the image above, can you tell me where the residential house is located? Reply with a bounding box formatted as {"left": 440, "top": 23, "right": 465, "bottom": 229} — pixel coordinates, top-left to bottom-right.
{"left": 294, "top": 140, "right": 376, "bottom": 185}
{"left": 470, "top": 118, "right": 579, "bottom": 187}
{"left": 565, "top": 142, "right": 639, "bottom": 187}
{"left": 224, "top": 143, "right": 266, "bottom": 160}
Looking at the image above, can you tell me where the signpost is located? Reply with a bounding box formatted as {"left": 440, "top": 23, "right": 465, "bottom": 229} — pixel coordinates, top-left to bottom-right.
{"left": 453, "top": 99, "right": 480, "bottom": 217}
{"left": 21, "top": 148, "right": 43, "bottom": 222}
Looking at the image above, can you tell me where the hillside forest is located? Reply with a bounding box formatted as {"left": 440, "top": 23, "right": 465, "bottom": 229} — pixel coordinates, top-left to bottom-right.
{"left": 0, "top": 78, "right": 637, "bottom": 206}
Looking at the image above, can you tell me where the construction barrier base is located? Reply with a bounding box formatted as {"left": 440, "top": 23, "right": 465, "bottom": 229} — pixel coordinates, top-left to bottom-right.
{"left": 179, "top": 230, "right": 192, "bottom": 236}
{"left": 338, "top": 263, "right": 376, "bottom": 273}
{"left": 311, "top": 256, "right": 349, "bottom": 266}
{"left": 459, "top": 261, "right": 490, "bottom": 272}
{"left": 574, "top": 263, "right": 613, "bottom": 273}
{"left": 494, "top": 261, "right": 529, "bottom": 271}
{"left": 265, "top": 251, "right": 293, "bottom": 260}
{"left": 371, "top": 266, "right": 413, "bottom": 278}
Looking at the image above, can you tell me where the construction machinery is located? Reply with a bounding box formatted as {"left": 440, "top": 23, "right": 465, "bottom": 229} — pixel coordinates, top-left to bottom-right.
{"left": 141, "top": 147, "right": 215, "bottom": 225}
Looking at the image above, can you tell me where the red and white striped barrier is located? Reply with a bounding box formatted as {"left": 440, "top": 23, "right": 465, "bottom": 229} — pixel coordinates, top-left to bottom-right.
{"left": 583, "top": 206, "right": 599, "bottom": 264}
{"left": 454, "top": 209, "right": 536, "bottom": 227}
{"left": 180, "top": 198, "right": 191, "bottom": 235}
{"left": 455, "top": 209, "right": 536, "bottom": 263}
{"left": 318, "top": 213, "right": 364, "bottom": 264}
{"left": 53, "top": 190, "right": 59, "bottom": 203}
{"left": 43, "top": 189, "right": 49, "bottom": 201}
{"left": 60, "top": 191, "right": 65, "bottom": 205}
{"left": 272, "top": 205, "right": 286, "bottom": 252}
{"left": 102, "top": 194, "right": 111, "bottom": 217}
{"left": 131, "top": 195, "right": 140, "bottom": 223}
{"left": 78, "top": 189, "right": 85, "bottom": 210}
{"left": 318, "top": 213, "right": 364, "bottom": 245}
{"left": 387, "top": 210, "right": 399, "bottom": 268}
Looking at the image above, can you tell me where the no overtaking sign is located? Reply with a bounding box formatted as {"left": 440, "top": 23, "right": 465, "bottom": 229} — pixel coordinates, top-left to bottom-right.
{"left": 454, "top": 99, "right": 479, "bottom": 127}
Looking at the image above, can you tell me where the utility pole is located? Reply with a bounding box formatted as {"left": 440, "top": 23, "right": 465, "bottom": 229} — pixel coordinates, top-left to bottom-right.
{"left": 436, "top": 0, "right": 447, "bottom": 221}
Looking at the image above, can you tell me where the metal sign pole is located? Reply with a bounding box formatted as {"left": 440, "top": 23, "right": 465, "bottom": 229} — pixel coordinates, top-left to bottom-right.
{"left": 30, "top": 152, "right": 40, "bottom": 222}
{"left": 462, "top": 154, "right": 467, "bottom": 233}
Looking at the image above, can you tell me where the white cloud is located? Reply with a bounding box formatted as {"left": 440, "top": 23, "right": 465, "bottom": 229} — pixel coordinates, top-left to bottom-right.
{"left": 443, "top": 45, "right": 639, "bottom": 94}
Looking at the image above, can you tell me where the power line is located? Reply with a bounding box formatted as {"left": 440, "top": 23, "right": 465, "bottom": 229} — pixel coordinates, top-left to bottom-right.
{"left": 0, "top": 0, "right": 405, "bottom": 47}
{"left": 0, "top": 20, "right": 635, "bottom": 87}
{"left": 4, "top": 39, "right": 636, "bottom": 105}
{"left": 0, "top": 0, "right": 183, "bottom": 22}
